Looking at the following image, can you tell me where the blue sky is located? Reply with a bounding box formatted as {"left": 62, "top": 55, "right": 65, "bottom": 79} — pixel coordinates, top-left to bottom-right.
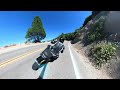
{"left": 0, "top": 11, "right": 91, "bottom": 47}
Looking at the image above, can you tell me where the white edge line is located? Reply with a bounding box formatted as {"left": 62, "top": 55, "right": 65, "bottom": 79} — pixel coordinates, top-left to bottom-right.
{"left": 68, "top": 43, "right": 81, "bottom": 79}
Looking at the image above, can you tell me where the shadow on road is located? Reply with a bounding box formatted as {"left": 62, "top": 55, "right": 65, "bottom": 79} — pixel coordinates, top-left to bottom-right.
{"left": 37, "top": 58, "right": 57, "bottom": 79}
{"left": 37, "top": 63, "right": 48, "bottom": 79}
{"left": 35, "top": 54, "right": 58, "bottom": 79}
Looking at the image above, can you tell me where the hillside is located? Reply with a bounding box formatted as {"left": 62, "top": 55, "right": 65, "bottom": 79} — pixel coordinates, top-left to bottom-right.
{"left": 71, "top": 11, "right": 120, "bottom": 79}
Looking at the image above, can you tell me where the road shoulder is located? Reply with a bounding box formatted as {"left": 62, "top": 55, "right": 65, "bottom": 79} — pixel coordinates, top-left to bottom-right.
{"left": 70, "top": 42, "right": 111, "bottom": 79}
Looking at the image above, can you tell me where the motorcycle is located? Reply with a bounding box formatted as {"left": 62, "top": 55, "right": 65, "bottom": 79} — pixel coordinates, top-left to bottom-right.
{"left": 32, "top": 45, "right": 59, "bottom": 70}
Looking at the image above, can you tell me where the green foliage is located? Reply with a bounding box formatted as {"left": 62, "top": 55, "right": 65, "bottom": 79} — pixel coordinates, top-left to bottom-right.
{"left": 88, "top": 16, "right": 105, "bottom": 42}
{"left": 82, "top": 15, "right": 92, "bottom": 27}
{"left": 55, "top": 31, "right": 77, "bottom": 41}
{"left": 90, "top": 41, "right": 118, "bottom": 68}
{"left": 92, "top": 11, "right": 101, "bottom": 17}
{"left": 73, "top": 28, "right": 80, "bottom": 37}
{"left": 53, "top": 27, "right": 81, "bottom": 42}
{"left": 82, "top": 11, "right": 101, "bottom": 28}
{"left": 25, "top": 16, "right": 46, "bottom": 43}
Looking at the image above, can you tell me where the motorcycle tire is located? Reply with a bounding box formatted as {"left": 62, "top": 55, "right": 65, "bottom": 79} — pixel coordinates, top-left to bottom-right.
{"left": 32, "top": 62, "right": 39, "bottom": 71}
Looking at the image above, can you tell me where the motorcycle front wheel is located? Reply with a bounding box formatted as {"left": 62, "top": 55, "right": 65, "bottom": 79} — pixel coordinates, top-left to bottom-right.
{"left": 32, "top": 62, "right": 39, "bottom": 70}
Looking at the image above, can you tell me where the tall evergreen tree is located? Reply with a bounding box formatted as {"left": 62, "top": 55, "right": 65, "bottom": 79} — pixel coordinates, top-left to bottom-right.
{"left": 25, "top": 16, "right": 46, "bottom": 43}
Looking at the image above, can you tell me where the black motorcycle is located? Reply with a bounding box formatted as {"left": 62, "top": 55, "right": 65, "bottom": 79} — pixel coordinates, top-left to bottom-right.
{"left": 32, "top": 45, "right": 59, "bottom": 71}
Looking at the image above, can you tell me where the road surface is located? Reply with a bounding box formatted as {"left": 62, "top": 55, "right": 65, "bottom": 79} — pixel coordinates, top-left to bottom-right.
{"left": 0, "top": 41, "right": 91, "bottom": 79}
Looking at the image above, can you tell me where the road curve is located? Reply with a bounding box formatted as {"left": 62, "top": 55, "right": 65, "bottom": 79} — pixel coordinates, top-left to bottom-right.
{"left": 0, "top": 41, "right": 90, "bottom": 79}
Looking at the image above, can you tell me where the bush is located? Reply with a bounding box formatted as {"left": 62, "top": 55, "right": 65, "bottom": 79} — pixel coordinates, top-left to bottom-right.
{"left": 82, "top": 15, "right": 92, "bottom": 27}
{"left": 56, "top": 32, "right": 76, "bottom": 41}
{"left": 90, "top": 41, "right": 118, "bottom": 68}
{"left": 88, "top": 16, "right": 106, "bottom": 42}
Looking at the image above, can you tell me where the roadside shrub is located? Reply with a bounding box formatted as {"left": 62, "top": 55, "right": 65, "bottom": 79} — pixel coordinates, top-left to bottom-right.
{"left": 88, "top": 16, "right": 106, "bottom": 42}
{"left": 90, "top": 41, "right": 118, "bottom": 68}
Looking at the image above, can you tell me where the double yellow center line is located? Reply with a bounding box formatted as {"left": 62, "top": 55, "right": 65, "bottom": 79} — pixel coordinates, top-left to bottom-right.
{"left": 0, "top": 48, "right": 44, "bottom": 68}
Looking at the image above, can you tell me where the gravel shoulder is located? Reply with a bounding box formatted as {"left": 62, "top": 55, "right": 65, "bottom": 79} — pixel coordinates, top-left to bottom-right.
{"left": 71, "top": 42, "right": 111, "bottom": 79}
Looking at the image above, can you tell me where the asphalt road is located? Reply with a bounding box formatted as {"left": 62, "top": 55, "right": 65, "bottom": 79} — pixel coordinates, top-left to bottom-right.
{"left": 0, "top": 41, "right": 90, "bottom": 79}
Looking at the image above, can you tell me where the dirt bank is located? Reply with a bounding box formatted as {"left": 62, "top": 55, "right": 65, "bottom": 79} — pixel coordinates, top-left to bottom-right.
{"left": 71, "top": 42, "right": 111, "bottom": 79}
